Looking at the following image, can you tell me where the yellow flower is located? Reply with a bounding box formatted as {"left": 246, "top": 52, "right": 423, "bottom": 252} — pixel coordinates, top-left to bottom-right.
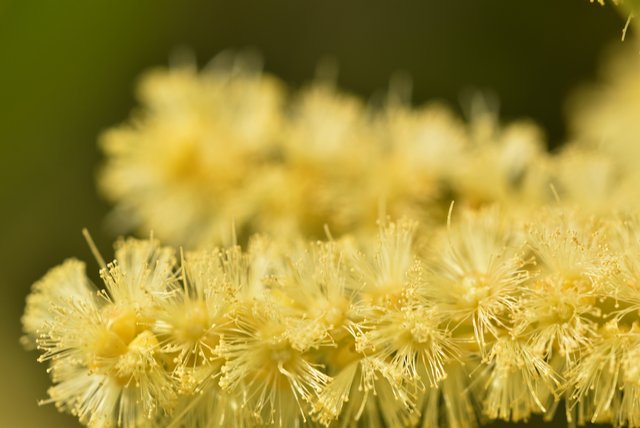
{"left": 100, "top": 57, "right": 284, "bottom": 247}
{"left": 24, "top": 238, "right": 178, "bottom": 427}
{"left": 216, "top": 299, "right": 332, "bottom": 427}
{"left": 21, "top": 259, "right": 95, "bottom": 349}
{"left": 424, "top": 207, "right": 528, "bottom": 351}
{"left": 480, "top": 337, "right": 559, "bottom": 422}
{"left": 565, "top": 320, "right": 640, "bottom": 426}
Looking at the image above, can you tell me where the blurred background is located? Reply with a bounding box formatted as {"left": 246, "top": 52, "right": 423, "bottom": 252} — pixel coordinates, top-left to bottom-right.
{"left": 0, "top": 1, "right": 624, "bottom": 426}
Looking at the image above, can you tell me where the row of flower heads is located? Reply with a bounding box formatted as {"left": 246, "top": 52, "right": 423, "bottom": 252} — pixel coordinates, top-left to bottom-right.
{"left": 97, "top": 49, "right": 639, "bottom": 250}
{"left": 22, "top": 20, "right": 640, "bottom": 428}
{"left": 23, "top": 205, "right": 640, "bottom": 428}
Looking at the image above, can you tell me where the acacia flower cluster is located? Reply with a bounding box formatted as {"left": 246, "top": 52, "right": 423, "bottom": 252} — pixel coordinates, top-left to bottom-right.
{"left": 97, "top": 49, "right": 640, "bottom": 250}
{"left": 21, "top": 208, "right": 640, "bottom": 428}
{"left": 99, "top": 55, "right": 556, "bottom": 247}
{"left": 22, "top": 2, "right": 640, "bottom": 427}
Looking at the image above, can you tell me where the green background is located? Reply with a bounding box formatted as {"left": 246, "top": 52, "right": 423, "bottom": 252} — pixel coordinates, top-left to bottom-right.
{"left": 0, "top": 1, "right": 624, "bottom": 426}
